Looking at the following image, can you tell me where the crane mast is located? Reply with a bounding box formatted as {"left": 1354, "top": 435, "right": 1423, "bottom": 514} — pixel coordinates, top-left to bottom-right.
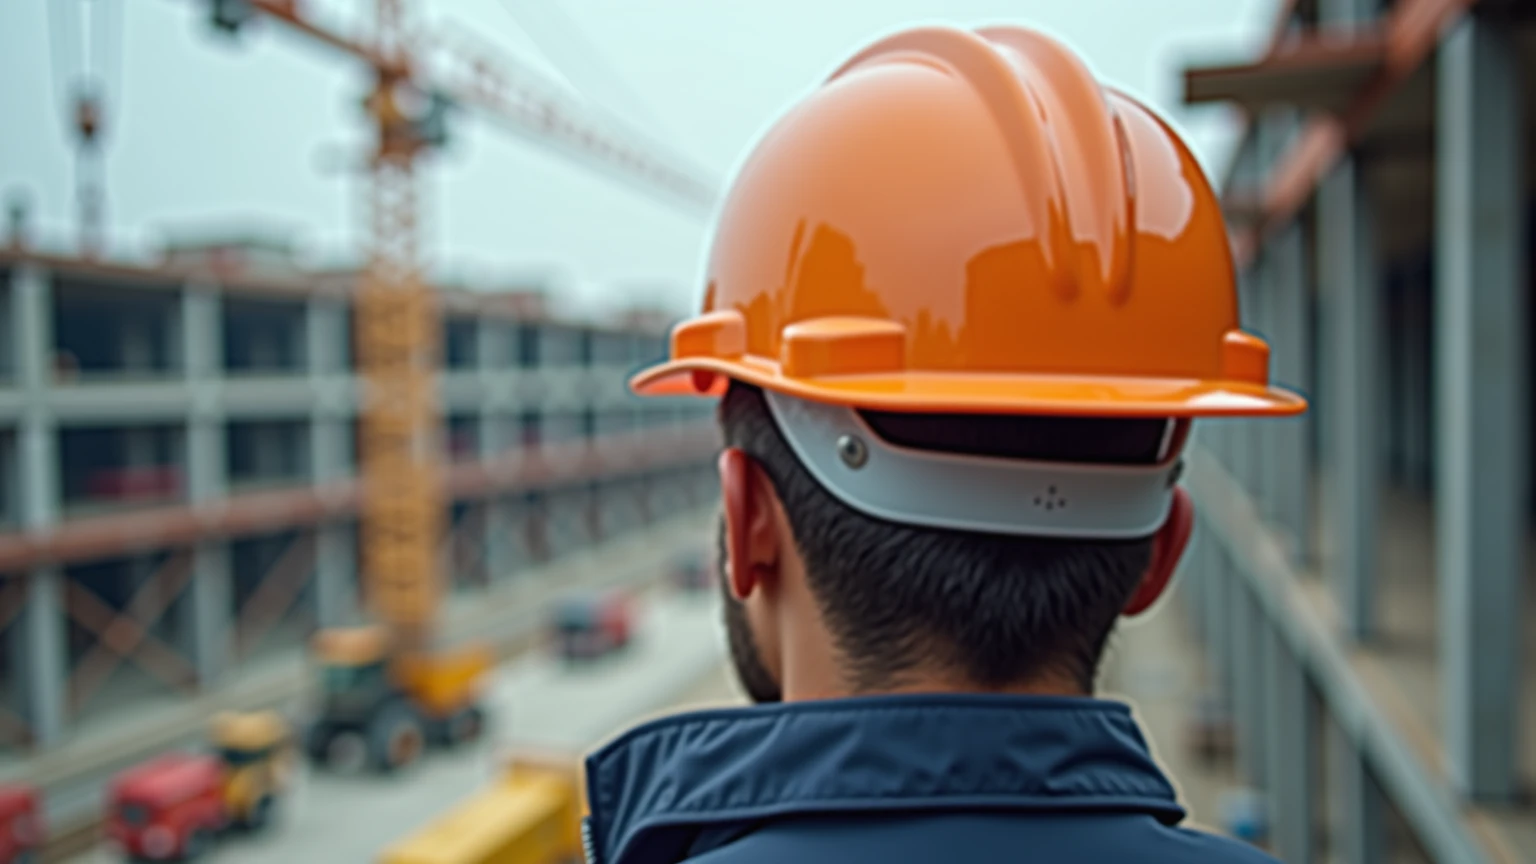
{"left": 357, "top": 0, "right": 441, "bottom": 652}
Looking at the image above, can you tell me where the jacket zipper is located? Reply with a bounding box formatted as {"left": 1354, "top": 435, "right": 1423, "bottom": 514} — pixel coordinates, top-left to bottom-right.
{"left": 581, "top": 815, "right": 599, "bottom": 864}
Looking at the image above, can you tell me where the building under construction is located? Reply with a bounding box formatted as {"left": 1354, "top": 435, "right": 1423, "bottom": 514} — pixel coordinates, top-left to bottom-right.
{"left": 1178, "top": 0, "right": 1534, "bottom": 861}
{"left": 0, "top": 234, "right": 716, "bottom": 750}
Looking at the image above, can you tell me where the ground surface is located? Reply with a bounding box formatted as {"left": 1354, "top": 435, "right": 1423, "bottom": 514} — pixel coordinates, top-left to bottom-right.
{"left": 68, "top": 586, "right": 727, "bottom": 863}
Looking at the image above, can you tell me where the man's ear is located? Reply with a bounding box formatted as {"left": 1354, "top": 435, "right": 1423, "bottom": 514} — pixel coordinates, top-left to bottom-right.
{"left": 719, "top": 448, "right": 780, "bottom": 602}
{"left": 1122, "top": 486, "right": 1194, "bottom": 617}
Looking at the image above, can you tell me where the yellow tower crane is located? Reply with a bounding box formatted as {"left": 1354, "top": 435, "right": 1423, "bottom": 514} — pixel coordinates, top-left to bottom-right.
{"left": 199, "top": 0, "right": 715, "bottom": 773}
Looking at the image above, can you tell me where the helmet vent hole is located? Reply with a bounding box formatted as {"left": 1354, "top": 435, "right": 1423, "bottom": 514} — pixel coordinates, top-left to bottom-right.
{"left": 1034, "top": 488, "right": 1068, "bottom": 511}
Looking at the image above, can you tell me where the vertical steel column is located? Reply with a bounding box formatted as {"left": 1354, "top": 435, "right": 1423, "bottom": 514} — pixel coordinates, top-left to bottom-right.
{"left": 1327, "top": 716, "right": 1384, "bottom": 864}
{"left": 1230, "top": 573, "right": 1266, "bottom": 788}
{"left": 1269, "top": 221, "right": 1312, "bottom": 563}
{"left": 13, "top": 265, "right": 65, "bottom": 744}
{"left": 1435, "top": 12, "right": 1526, "bottom": 802}
{"left": 1202, "top": 522, "right": 1232, "bottom": 708}
{"left": 1319, "top": 156, "right": 1380, "bottom": 641}
{"left": 1256, "top": 256, "right": 1282, "bottom": 522}
{"left": 1263, "top": 623, "right": 1315, "bottom": 864}
{"left": 183, "top": 287, "right": 231, "bottom": 686}
{"left": 308, "top": 298, "right": 355, "bottom": 627}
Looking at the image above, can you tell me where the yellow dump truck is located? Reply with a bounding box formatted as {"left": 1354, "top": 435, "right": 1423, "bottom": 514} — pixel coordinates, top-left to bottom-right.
{"left": 378, "top": 754, "right": 584, "bottom": 864}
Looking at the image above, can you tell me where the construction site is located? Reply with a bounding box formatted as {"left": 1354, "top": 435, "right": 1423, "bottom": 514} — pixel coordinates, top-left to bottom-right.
{"left": 1, "top": 0, "right": 1535, "bottom": 862}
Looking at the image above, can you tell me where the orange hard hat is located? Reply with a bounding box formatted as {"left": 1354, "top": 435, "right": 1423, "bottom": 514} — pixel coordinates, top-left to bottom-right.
{"left": 633, "top": 25, "right": 1304, "bottom": 419}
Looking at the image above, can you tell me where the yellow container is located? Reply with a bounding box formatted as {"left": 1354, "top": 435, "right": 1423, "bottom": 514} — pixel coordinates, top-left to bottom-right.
{"left": 379, "top": 762, "right": 582, "bottom": 864}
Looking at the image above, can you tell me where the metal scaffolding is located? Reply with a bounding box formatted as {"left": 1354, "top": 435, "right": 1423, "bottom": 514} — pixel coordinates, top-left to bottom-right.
{"left": 1181, "top": 0, "right": 1534, "bottom": 860}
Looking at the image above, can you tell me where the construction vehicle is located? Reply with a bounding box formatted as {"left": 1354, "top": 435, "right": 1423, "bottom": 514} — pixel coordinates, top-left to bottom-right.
{"left": 304, "top": 626, "right": 492, "bottom": 773}
{"left": 378, "top": 752, "right": 584, "bottom": 864}
{"left": 104, "top": 711, "right": 293, "bottom": 861}
{"left": 0, "top": 784, "right": 42, "bottom": 864}
{"left": 551, "top": 589, "right": 635, "bottom": 662}
{"left": 190, "top": 0, "right": 714, "bottom": 778}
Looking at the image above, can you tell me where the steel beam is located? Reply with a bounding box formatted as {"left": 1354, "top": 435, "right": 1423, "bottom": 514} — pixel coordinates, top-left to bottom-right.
{"left": 1205, "top": 0, "right": 1477, "bottom": 267}
{"left": 1191, "top": 450, "right": 1498, "bottom": 863}
{"left": 0, "top": 427, "right": 716, "bottom": 571}
{"left": 1319, "top": 156, "right": 1381, "bottom": 641}
{"left": 1434, "top": 11, "right": 1526, "bottom": 803}
{"left": 1328, "top": 713, "right": 1385, "bottom": 864}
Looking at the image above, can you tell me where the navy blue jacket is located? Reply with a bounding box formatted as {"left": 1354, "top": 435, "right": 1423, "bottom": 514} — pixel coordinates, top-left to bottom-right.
{"left": 582, "top": 694, "right": 1277, "bottom": 864}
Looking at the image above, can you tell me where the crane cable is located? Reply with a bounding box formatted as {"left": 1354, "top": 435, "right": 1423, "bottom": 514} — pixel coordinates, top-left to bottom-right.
{"left": 46, "top": 0, "right": 124, "bottom": 255}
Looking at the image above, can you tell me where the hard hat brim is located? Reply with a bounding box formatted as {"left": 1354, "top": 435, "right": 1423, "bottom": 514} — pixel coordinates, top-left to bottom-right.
{"left": 630, "top": 357, "right": 1307, "bottom": 419}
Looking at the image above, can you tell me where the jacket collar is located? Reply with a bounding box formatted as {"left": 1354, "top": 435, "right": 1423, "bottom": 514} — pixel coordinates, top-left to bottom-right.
{"left": 583, "top": 694, "right": 1184, "bottom": 864}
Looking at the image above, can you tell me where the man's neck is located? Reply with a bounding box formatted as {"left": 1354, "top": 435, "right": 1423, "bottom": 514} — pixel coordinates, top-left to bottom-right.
{"left": 782, "top": 668, "right": 1088, "bottom": 701}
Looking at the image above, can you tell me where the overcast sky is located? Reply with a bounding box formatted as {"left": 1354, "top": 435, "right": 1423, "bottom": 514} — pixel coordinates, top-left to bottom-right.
{"left": 0, "top": 0, "right": 1270, "bottom": 318}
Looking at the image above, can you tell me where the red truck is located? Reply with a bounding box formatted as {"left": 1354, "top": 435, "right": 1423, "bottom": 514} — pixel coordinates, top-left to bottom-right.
{"left": 105, "top": 713, "right": 292, "bottom": 861}
{"left": 105, "top": 753, "right": 225, "bottom": 861}
{"left": 0, "top": 784, "right": 42, "bottom": 864}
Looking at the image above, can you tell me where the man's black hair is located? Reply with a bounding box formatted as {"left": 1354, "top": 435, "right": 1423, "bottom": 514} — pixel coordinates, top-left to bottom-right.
{"left": 718, "top": 382, "right": 1168, "bottom": 693}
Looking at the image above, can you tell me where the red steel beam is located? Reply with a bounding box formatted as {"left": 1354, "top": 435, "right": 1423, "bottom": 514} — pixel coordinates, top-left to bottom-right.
{"left": 1267, "top": 0, "right": 1305, "bottom": 52}
{"left": 1229, "top": 0, "right": 1474, "bottom": 267}
{"left": 0, "top": 427, "right": 717, "bottom": 573}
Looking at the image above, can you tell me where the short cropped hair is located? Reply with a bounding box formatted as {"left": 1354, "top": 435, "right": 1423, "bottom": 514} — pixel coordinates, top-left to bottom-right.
{"left": 718, "top": 382, "right": 1167, "bottom": 692}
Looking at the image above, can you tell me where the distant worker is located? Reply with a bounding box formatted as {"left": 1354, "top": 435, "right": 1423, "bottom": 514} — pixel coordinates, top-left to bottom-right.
{"left": 586, "top": 25, "right": 1303, "bottom": 864}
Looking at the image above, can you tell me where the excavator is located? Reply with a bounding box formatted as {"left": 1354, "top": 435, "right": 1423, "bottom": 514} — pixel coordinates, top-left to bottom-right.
{"left": 303, "top": 626, "right": 491, "bottom": 773}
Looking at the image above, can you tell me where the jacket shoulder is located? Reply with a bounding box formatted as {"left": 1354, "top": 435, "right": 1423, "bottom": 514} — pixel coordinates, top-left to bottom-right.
{"left": 681, "top": 816, "right": 1282, "bottom": 864}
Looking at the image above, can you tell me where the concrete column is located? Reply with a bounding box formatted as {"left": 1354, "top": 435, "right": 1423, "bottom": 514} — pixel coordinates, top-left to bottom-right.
{"left": 15, "top": 424, "right": 65, "bottom": 745}
{"left": 15, "top": 567, "right": 66, "bottom": 746}
{"left": 1435, "top": 12, "right": 1526, "bottom": 802}
{"left": 13, "top": 266, "right": 66, "bottom": 744}
{"left": 479, "top": 424, "right": 515, "bottom": 584}
{"left": 308, "top": 298, "right": 356, "bottom": 627}
{"left": 15, "top": 265, "right": 51, "bottom": 396}
{"left": 182, "top": 288, "right": 232, "bottom": 686}
{"left": 476, "top": 321, "right": 516, "bottom": 583}
{"left": 0, "top": 281, "right": 12, "bottom": 380}
{"left": 312, "top": 518, "right": 355, "bottom": 629}
{"left": 1319, "top": 156, "right": 1381, "bottom": 641}
{"left": 305, "top": 298, "right": 348, "bottom": 377}
{"left": 1328, "top": 716, "right": 1384, "bottom": 864}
